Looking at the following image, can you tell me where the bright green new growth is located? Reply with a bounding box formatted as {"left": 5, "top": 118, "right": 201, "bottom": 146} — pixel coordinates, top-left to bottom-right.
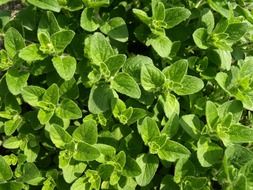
{"left": 0, "top": 0, "right": 253, "bottom": 189}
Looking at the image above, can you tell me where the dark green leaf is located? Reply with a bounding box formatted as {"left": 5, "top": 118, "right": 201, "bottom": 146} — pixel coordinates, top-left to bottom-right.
{"left": 164, "top": 7, "right": 191, "bottom": 29}
{"left": 88, "top": 84, "right": 114, "bottom": 114}
{"left": 135, "top": 154, "right": 159, "bottom": 187}
{"left": 100, "top": 17, "right": 129, "bottom": 42}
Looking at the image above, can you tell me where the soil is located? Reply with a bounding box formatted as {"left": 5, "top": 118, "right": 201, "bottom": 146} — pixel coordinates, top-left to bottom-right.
{"left": 0, "top": 0, "right": 23, "bottom": 12}
{"left": 0, "top": 0, "right": 23, "bottom": 49}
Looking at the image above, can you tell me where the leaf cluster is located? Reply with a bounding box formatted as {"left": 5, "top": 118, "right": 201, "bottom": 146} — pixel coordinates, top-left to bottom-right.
{"left": 1, "top": 0, "right": 253, "bottom": 189}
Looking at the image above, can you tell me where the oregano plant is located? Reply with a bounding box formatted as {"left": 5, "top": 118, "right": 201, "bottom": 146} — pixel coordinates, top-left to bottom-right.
{"left": 0, "top": 0, "right": 253, "bottom": 189}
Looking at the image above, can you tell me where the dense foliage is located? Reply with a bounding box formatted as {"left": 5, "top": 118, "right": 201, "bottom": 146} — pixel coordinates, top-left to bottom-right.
{"left": 1, "top": 0, "right": 253, "bottom": 189}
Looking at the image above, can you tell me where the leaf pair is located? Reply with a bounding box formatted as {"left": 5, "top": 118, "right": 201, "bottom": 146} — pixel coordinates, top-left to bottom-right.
{"left": 81, "top": 9, "right": 128, "bottom": 42}
{"left": 22, "top": 84, "right": 82, "bottom": 124}
{"left": 140, "top": 60, "right": 204, "bottom": 95}
{"left": 193, "top": 12, "right": 248, "bottom": 51}
{"left": 216, "top": 57, "right": 253, "bottom": 111}
{"left": 138, "top": 117, "right": 191, "bottom": 162}
{"left": 133, "top": 0, "right": 191, "bottom": 57}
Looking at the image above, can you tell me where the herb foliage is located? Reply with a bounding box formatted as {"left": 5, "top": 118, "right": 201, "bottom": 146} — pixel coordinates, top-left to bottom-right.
{"left": 0, "top": 0, "right": 253, "bottom": 189}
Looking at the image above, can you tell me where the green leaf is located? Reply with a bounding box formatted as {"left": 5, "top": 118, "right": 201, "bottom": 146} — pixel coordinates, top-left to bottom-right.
{"left": 141, "top": 64, "right": 165, "bottom": 92}
{"left": 16, "top": 7, "right": 36, "bottom": 31}
{"left": 27, "top": 0, "right": 61, "bottom": 12}
{"left": 4, "top": 116, "right": 23, "bottom": 136}
{"left": 240, "top": 165, "right": 253, "bottom": 190}
{"left": 51, "top": 30, "right": 75, "bottom": 54}
{"left": 123, "top": 55, "right": 153, "bottom": 83}
{"left": 112, "top": 98, "right": 126, "bottom": 118}
{"left": 201, "top": 9, "right": 215, "bottom": 33}
{"left": 180, "top": 114, "right": 202, "bottom": 139}
{"left": 225, "top": 145, "right": 253, "bottom": 168}
{"left": 3, "top": 137, "right": 21, "bottom": 149}
{"left": 73, "top": 142, "right": 100, "bottom": 161}
{"left": 59, "top": 0, "right": 84, "bottom": 11}
{"left": 193, "top": 28, "right": 209, "bottom": 49}
{"left": 197, "top": 137, "right": 223, "bottom": 167}
{"left": 207, "top": 0, "right": 230, "bottom": 18}
{"left": 152, "top": 0, "right": 165, "bottom": 21}
{"left": 161, "top": 114, "right": 180, "bottom": 138}
{"left": 160, "top": 175, "right": 180, "bottom": 190}
{"left": 95, "top": 144, "right": 116, "bottom": 163}
{"left": 218, "top": 100, "right": 243, "bottom": 124}
{"left": 174, "top": 158, "right": 195, "bottom": 183}
{"left": 163, "top": 59, "right": 188, "bottom": 83}
{"left": 100, "top": 17, "right": 129, "bottom": 42}
{"left": 138, "top": 117, "right": 160, "bottom": 145}
{"left": 158, "top": 93, "right": 179, "bottom": 119}
{"left": 80, "top": 8, "right": 99, "bottom": 32}
{"left": 43, "top": 83, "right": 59, "bottom": 105}
{"left": 208, "top": 49, "right": 232, "bottom": 71}
{"left": 135, "top": 154, "right": 159, "bottom": 187}
{"left": 182, "top": 176, "right": 210, "bottom": 190}
{"left": 6, "top": 68, "right": 30, "bottom": 95}
{"left": 59, "top": 78, "right": 79, "bottom": 99}
{"left": 111, "top": 72, "right": 141, "bottom": 99}
{"left": 132, "top": 9, "right": 152, "bottom": 26}
{"left": 172, "top": 75, "right": 204, "bottom": 95}
{"left": 83, "top": 0, "right": 110, "bottom": 8}
{"left": 49, "top": 124, "right": 72, "bottom": 149}
{"left": 0, "top": 182, "right": 23, "bottom": 190}
{"left": 52, "top": 55, "right": 76, "bottom": 80}
{"left": 37, "top": 108, "right": 54, "bottom": 124}
{"left": 4, "top": 94, "right": 21, "bottom": 114}
{"left": 164, "top": 7, "right": 191, "bottom": 29}
{"left": 61, "top": 159, "right": 87, "bottom": 183}
{"left": 215, "top": 72, "right": 230, "bottom": 94}
{"left": 104, "top": 54, "right": 126, "bottom": 76}
{"left": 148, "top": 135, "right": 167, "bottom": 154}
{"left": 114, "top": 151, "right": 126, "bottom": 169}
{"left": 21, "top": 86, "right": 46, "bottom": 107}
{"left": 206, "top": 101, "right": 219, "bottom": 129}
{"left": 85, "top": 32, "right": 115, "bottom": 64}
{"left": 19, "top": 44, "right": 47, "bottom": 62}
{"left": 22, "top": 163, "right": 44, "bottom": 185}
{"left": 72, "top": 120, "right": 98, "bottom": 144}
{"left": 38, "top": 11, "right": 60, "bottom": 35}
{"left": 56, "top": 99, "right": 82, "bottom": 119}
{"left": 70, "top": 176, "right": 87, "bottom": 190}
{"left": 98, "top": 164, "right": 114, "bottom": 180}
{"left": 88, "top": 84, "right": 114, "bottom": 114}
{"left": 4, "top": 27, "right": 25, "bottom": 58}
{"left": 158, "top": 139, "right": 191, "bottom": 162}
{"left": 218, "top": 124, "right": 253, "bottom": 145}
{"left": 37, "top": 32, "right": 53, "bottom": 54}
{"left": 123, "top": 156, "right": 142, "bottom": 177}
{"left": 127, "top": 108, "right": 147, "bottom": 125}
{"left": 0, "top": 155, "right": 13, "bottom": 181}
{"left": 0, "top": 50, "right": 12, "bottom": 71}
{"left": 225, "top": 23, "right": 248, "bottom": 43}
{"left": 148, "top": 35, "right": 172, "bottom": 58}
